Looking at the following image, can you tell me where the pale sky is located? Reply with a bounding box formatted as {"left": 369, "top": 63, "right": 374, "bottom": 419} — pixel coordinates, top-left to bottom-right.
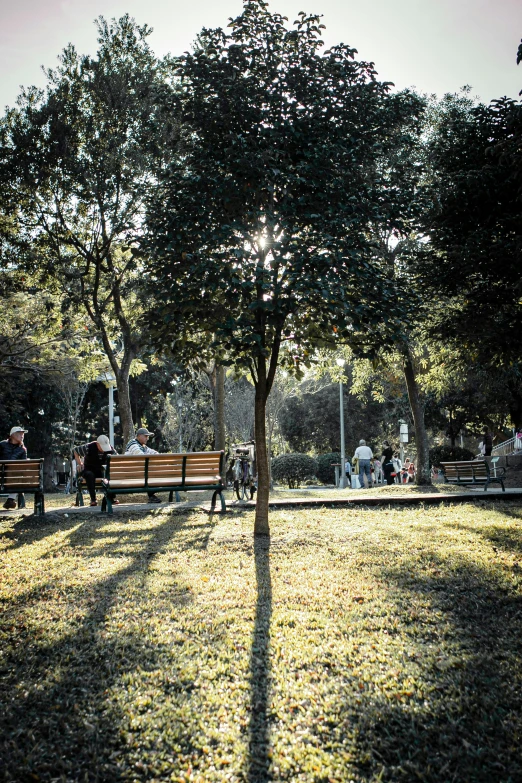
{"left": 1, "top": 0, "right": 521, "bottom": 110}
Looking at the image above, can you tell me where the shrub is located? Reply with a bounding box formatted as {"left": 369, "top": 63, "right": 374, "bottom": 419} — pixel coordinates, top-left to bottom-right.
{"left": 429, "top": 445, "right": 475, "bottom": 467}
{"left": 271, "top": 453, "right": 318, "bottom": 489}
{"left": 316, "top": 452, "right": 342, "bottom": 485}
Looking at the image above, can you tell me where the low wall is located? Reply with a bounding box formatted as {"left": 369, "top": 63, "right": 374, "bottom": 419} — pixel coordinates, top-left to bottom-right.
{"left": 485, "top": 454, "right": 522, "bottom": 488}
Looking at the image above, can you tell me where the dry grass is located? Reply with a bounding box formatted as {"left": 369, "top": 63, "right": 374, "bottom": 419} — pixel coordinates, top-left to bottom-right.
{"left": 1, "top": 500, "right": 522, "bottom": 781}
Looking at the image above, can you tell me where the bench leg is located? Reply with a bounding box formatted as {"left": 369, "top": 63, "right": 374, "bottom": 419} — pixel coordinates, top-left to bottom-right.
{"left": 101, "top": 493, "right": 112, "bottom": 514}
{"left": 34, "top": 492, "right": 45, "bottom": 516}
{"left": 501, "top": 480, "right": 505, "bottom": 492}
{"left": 17, "top": 493, "right": 25, "bottom": 509}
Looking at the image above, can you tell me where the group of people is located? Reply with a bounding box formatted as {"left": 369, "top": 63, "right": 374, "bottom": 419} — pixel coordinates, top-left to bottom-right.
{"left": 73, "top": 428, "right": 162, "bottom": 507}
{"left": 349, "top": 440, "right": 415, "bottom": 489}
{"left": 0, "top": 423, "right": 166, "bottom": 510}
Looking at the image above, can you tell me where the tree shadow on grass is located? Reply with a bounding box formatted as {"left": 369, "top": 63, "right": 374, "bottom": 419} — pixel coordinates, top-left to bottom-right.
{"left": 443, "top": 503, "right": 522, "bottom": 556}
{"left": 248, "top": 536, "right": 273, "bottom": 783}
{"left": 352, "top": 555, "right": 522, "bottom": 782}
{"left": 0, "top": 511, "right": 85, "bottom": 551}
{"left": 0, "top": 508, "right": 218, "bottom": 781}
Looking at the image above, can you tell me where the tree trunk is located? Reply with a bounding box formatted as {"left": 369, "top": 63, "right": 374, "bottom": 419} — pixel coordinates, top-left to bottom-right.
{"left": 254, "top": 363, "right": 270, "bottom": 537}
{"left": 115, "top": 365, "right": 134, "bottom": 444}
{"left": 403, "top": 355, "right": 431, "bottom": 485}
{"left": 215, "top": 365, "right": 226, "bottom": 451}
{"left": 43, "top": 454, "right": 54, "bottom": 493}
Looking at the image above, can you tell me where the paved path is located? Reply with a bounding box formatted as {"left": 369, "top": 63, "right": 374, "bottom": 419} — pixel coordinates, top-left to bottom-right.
{"left": 2, "top": 488, "right": 521, "bottom": 519}
{"left": 201, "top": 487, "right": 522, "bottom": 512}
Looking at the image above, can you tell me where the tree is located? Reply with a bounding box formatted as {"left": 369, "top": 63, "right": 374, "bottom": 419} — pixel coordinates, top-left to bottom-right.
{"left": 145, "top": 1, "right": 417, "bottom": 533}
{"left": 163, "top": 375, "right": 214, "bottom": 452}
{"left": 225, "top": 375, "right": 255, "bottom": 445}
{"left": 0, "top": 15, "right": 171, "bottom": 442}
{"left": 280, "top": 381, "right": 388, "bottom": 455}
{"left": 418, "top": 88, "right": 522, "bottom": 425}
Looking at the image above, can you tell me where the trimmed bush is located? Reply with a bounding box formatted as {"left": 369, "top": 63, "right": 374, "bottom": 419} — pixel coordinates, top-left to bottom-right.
{"left": 429, "top": 445, "right": 475, "bottom": 467}
{"left": 316, "top": 452, "right": 342, "bottom": 485}
{"left": 271, "top": 453, "right": 318, "bottom": 489}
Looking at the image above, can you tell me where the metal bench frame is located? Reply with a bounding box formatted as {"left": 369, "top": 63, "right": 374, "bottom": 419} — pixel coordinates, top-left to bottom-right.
{"left": 100, "top": 451, "right": 226, "bottom": 514}
{"left": 441, "top": 460, "right": 506, "bottom": 492}
{"left": 0, "top": 459, "right": 45, "bottom": 515}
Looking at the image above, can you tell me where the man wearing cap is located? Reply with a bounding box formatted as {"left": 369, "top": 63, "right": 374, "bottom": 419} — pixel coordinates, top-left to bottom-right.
{"left": 125, "top": 428, "right": 162, "bottom": 503}
{"left": 0, "top": 426, "right": 28, "bottom": 510}
{"left": 74, "top": 435, "right": 118, "bottom": 507}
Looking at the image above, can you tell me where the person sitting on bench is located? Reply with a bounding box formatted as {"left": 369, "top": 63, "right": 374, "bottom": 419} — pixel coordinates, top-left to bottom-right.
{"left": 0, "top": 425, "right": 28, "bottom": 510}
{"left": 125, "top": 428, "right": 162, "bottom": 503}
{"left": 75, "top": 435, "right": 119, "bottom": 507}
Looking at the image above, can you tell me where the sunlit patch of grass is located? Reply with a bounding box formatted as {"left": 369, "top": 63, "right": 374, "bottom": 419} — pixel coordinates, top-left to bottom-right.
{"left": 1, "top": 502, "right": 522, "bottom": 781}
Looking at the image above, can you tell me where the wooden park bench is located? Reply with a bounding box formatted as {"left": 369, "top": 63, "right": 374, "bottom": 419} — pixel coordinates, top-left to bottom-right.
{"left": 440, "top": 460, "right": 506, "bottom": 492}
{"left": 0, "top": 459, "right": 45, "bottom": 515}
{"left": 100, "top": 451, "right": 226, "bottom": 513}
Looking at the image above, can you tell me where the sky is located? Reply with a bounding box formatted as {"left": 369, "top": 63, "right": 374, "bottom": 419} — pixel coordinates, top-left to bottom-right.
{"left": 1, "top": 0, "right": 521, "bottom": 109}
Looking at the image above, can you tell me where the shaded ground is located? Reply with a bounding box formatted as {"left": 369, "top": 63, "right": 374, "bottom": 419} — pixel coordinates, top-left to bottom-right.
{"left": 1, "top": 501, "right": 522, "bottom": 781}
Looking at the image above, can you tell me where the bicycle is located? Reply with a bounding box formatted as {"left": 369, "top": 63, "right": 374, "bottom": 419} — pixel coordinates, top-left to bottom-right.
{"left": 231, "top": 442, "right": 256, "bottom": 501}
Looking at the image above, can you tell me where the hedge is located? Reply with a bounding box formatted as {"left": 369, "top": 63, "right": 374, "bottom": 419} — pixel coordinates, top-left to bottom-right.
{"left": 316, "top": 452, "right": 343, "bottom": 485}
{"left": 271, "top": 453, "right": 318, "bottom": 489}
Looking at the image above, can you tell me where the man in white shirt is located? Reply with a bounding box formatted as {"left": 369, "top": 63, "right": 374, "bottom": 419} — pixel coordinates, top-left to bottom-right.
{"left": 125, "top": 428, "right": 162, "bottom": 503}
{"left": 353, "top": 439, "right": 373, "bottom": 489}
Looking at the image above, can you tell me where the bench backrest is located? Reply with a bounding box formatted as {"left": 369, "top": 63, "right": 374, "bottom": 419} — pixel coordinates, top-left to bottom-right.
{"left": 441, "top": 461, "right": 490, "bottom": 480}
{"left": 105, "top": 451, "right": 224, "bottom": 484}
{"left": 0, "top": 459, "right": 43, "bottom": 491}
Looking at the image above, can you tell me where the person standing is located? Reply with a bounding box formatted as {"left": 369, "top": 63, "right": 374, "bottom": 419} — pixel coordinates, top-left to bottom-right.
{"left": 352, "top": 439, "right": 373, "bottom": 490}
{"left": 125, "top": 428, "right": 162, "bottom": 503}
{"left": 74, "top": 435, "right": 118, "bottom": 507}
{"left": 344, "top": 458, "right": 352, "bottom": 488}
{"left": 392, "top": 452, "right": 402, "bottom": 484}
{"left": 483, "top": 430, "right": 494, "bottom": 457}
{"left": 373, "top": 458, "right": 383, "bottom": 486}
{"left": 0, "top": 426, "right": 28, "bottom": 509}
{"left": 515, "top": 429, "right": 522, "bottom": 453}
{"left": 381, "top": 441, "right": 395, "bottom": 486}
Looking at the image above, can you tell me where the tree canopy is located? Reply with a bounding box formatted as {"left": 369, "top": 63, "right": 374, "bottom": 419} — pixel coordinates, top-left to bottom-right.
{"left": 144, "top": 0, "right": 422, "bottom": 531}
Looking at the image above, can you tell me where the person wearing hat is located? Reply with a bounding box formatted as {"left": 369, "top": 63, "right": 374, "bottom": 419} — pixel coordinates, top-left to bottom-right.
{"left": 125, "top": 428, "right": 162, "bottom": 503}
{"left": 0, "top": 426, "right": 28, "bottom": 509}
{"left": 74, "top": 435, "right": 118, "bottom": 507}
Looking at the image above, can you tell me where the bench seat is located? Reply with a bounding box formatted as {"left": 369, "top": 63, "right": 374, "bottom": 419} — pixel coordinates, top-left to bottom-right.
{"left": 107, "top": 474, "right": 221, "bottom": 488}
{"left": 101, "top": 452, "right": 226, "bottom": 513}
{"left": 441, "top": 460, "right": 505, "bottom": 492}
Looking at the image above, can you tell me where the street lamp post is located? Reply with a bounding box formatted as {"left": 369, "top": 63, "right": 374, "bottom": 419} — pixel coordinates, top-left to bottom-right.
{"left": 336, "top": 358, "right": 347, "bottom": 489}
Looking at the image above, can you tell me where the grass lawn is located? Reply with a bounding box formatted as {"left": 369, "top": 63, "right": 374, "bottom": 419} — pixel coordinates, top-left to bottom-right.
{"left": 1, "top": 501, "right": 522, "bottom": 782}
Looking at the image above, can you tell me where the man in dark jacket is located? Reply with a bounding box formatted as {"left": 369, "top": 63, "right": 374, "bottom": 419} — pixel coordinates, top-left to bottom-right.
{"left": 0, "top": 426, "right": 28, "bottom": 509}
{"left": 74, "top": 435, "right": 119, "bottom": 507}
